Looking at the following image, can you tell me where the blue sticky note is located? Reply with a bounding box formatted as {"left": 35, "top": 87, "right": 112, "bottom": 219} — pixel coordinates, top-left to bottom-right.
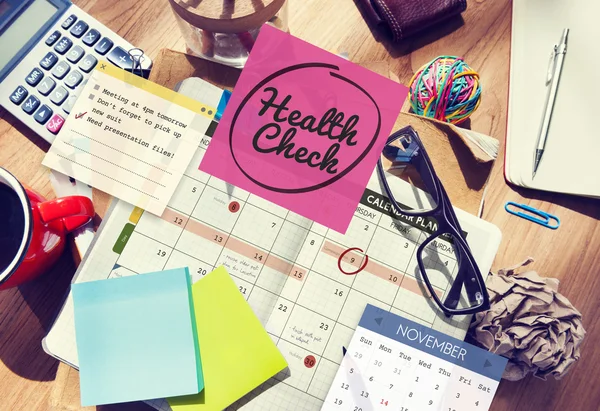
{"left": 72, "top": 268, "right": 202, "bottom": 406}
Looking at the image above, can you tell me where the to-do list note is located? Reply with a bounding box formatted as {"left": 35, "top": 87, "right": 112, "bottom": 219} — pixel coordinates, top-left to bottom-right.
{"left": 44, "top": 62, "right": 220, "bottom": 216}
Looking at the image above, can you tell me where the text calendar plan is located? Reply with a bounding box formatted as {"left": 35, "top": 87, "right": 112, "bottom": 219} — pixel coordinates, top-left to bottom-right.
{"left": 43, "top": 80, "right": 502, "bottom": 411}
{"left": 323, "top": 305, "right": 507, "bottom": 411}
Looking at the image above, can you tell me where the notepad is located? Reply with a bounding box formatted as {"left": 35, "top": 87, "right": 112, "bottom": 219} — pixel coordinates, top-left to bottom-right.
{"left": 168, "top": 266, "right": 288, "bottom": 411}
{"left": 72, "top": 268, "right": 202, "bottom": 406}
{"left": 43, "top": 62, "right": 221, "bottom": 215}
{"left": 507, "top": 0, "right": 600, "bottom": 197}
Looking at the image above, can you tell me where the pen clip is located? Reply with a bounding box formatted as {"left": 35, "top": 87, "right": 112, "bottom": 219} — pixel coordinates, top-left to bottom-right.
{"left": 546, "top": 45, "right": 558, "bottom": 84}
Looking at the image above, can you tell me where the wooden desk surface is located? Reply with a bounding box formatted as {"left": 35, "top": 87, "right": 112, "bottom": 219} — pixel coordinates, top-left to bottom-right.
{"left": 0, "top": 1, "right": 599, "bottom": 410}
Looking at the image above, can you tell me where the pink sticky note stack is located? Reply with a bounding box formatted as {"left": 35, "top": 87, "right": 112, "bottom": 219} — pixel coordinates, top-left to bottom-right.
{"left": 200, "top": 25, "right": 407, "bottom": 233}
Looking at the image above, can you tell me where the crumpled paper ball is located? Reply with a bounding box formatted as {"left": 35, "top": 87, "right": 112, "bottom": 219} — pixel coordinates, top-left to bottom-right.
{"left": 468, "top": 258, "right": 585, "bottom": 381}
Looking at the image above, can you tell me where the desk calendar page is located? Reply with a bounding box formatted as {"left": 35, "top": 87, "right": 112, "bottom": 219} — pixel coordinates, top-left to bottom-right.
{"left": 44, "top": 80, "right": 502, "bottom": 411}
{"left": 324, "top": 305, "right": 508, "bottom": 411}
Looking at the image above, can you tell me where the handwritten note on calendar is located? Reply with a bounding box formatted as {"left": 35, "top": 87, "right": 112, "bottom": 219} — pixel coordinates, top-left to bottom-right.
{"left": 43, "top": 62, "right": 221, "bottom": 215}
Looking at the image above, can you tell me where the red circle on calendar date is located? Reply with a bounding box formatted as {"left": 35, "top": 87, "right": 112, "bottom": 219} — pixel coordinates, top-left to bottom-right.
{"left": 338, "top": 247, "right": 368, "bottom": 275}
{"left": 304, "top": 355, "right": 316, "bottom": 368}
{"left": 229, "top": 201, "right": 240, "bottom": 213}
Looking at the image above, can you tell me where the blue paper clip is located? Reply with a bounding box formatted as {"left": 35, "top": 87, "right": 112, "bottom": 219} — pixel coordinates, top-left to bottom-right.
{"left": 505, "top": 202, "right": 560, "bottom": 229}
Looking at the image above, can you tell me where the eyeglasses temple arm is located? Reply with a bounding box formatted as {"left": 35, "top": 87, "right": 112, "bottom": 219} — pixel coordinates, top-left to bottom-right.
{"left": 438, "top": 181, "right": 489, "bottom": 308}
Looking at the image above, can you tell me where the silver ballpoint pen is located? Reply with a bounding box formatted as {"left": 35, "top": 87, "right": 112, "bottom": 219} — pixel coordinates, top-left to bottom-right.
{"left": 532, "top": 28, "right": 569, "bottom": 178}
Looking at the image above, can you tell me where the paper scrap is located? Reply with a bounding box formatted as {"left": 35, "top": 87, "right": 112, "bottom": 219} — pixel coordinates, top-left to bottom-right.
{"left": 43, "top": 62, "right": 220, "bottom": 216}
{"left": 469, "top": 259, "right": 585, "bottom": 381}
{"left": 72, "top": 267, "right": 202, "bottom": 406}
{"left": 199, "top": 25, "right": 407, "bottom": 234}
{"left": 168, "top": 266, "right": 288, "bottom": 411}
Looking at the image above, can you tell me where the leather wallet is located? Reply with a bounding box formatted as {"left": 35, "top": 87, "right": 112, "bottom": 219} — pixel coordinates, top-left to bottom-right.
{"left": 357, "top": 0, "right": 467, "bottom": 42}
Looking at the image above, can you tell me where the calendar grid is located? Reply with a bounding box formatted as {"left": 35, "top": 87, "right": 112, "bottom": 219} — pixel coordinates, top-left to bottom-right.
{"left": 308, "top": 231, "right": 445, "bottom": 296}
{"left": 134, "top": 205, "right": 316, "bottom": 278}
{"left": 114, "top": 215, "right": 217, "bottom": 276}
{"left": 199, "top": 176, "right": 248, "bottom": 274}
{"left": 165, "top": 184, "right": 209, "bottom": 271}
{"left": 112, "top": 159, "right": 458, "bottom": 405}
{"left": 243, "top": 208, "right": 289, "bottom": 302}
{"left": 112, "top": 167, "right": 458, "bottom": 408}
{"left": 275, "top": 247, "right": 322, "bottom": 333}
{"left": 250, "top": 268, "right": 438, "bottom": 343}
{"left": 186, "top": 171, "right": 338, "bottom": 235}
{"left": 48, "top": 122, "right": 497, "bottom": 411}
{"left": 393, "top": 230, "right": 427, "bottom": 310}
{"left": 119, "top": 229, "right": 215, "bottom": 276}
{"left": 323, "top": 306, "right": 506, "bottom": 411}
{"left": 308, "top": 218, "right": 379, "bottom": 390}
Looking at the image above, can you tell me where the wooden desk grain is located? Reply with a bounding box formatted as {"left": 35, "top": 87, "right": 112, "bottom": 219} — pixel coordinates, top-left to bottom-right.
{"left": 0, "top": 1, "right": 598, "bottom": 410}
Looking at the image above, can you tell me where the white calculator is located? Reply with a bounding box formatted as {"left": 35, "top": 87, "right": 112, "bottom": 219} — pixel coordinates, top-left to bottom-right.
{"left": 0, "top": 0, "right": 152, "bottom": 143}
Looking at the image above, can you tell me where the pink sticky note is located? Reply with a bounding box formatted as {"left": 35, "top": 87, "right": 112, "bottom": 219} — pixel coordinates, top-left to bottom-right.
{"left": 200, "top": 25, "right": 407, "bottom": 233}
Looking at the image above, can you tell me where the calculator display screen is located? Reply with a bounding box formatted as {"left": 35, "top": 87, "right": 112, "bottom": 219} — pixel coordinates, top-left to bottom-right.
{"left": 0, "top": 0, "right": 58, "bottom": 72}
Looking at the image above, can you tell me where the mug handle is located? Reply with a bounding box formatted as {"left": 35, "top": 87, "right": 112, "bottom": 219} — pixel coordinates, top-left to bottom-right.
{"left": 37, "top": 196, "right": 95, "bottom": 232}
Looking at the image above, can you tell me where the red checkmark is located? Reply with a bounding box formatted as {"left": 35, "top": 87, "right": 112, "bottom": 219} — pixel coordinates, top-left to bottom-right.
{"left": 75, "top": 112, "right": 87, "bottom": 119}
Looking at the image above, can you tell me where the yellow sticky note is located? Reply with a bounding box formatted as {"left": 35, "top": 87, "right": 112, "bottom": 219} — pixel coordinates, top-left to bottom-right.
{"left": 168, "top": 266, "right": 287, "bottom": 410}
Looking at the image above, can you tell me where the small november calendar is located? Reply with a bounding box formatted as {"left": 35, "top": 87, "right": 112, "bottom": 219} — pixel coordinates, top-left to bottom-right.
{"left": 43, "top": 78, "right": 502, "bottom": 411}
{"left": 324, "top": 305, "right": 507, "bottom": 411}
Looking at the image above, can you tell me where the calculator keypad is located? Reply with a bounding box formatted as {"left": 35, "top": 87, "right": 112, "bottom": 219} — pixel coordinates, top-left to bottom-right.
{"left": 49, "top": 86, "right": 69, "bottom": 106}
{"left": 66, "top": 45, "right": 85, "bottom": 63}
{"left": 79, "top": 54, "right": 98, "bottom": 73}
{"left": 2, "top": 6, "right": 150, "bottom": 140}
{"left": 45, "top": 30, "right": 61, "bottom": 46}
{"left": 70, "top": 21, "right": 88, "bottom": 38}
{"left": 107, "top": 46, "right": 134, "bottom": 70}
{"left": 37, "top": 77, "right": 56, "bottom": 96}
{"left": 64, "top": 70, "right": 83, "bottom": 89}
{"left": 54, "top": 37, "right": 73, "bottom": 54}
{"left": 61, "top": 14, "right": 77, "bottom": 29}
{"left": 62, "top": 94, "right": 78, "bottom": 114}
{"left": 46, "top": 114, "right": 65, "bottom": 134}
{"left": 40, "top": 52, "right": 58, "bottom": 70}
{"left": 34, "top": 105, "right": 53, "bottom": 124}
{"left": 82, "top": 29, "right": 100, "bottom": 46}
{"left": 94, "top": 37, "right": 113, "bottom": 55}
{"left": 51, "top": 61, "right": 70, "bottom": 80}
{"left": 10, "top": 86, "right": 28, "bottom": 104}
{"left": 25, "top": 68, "right": 44, "bottom": 86}
{"left": 22, "top": 95, "right": 40, "bottom": 114}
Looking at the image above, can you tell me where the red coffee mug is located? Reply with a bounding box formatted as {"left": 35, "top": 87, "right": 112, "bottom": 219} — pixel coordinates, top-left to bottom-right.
{"left": 0, "top": 167, "right": 94, "bottom": 290}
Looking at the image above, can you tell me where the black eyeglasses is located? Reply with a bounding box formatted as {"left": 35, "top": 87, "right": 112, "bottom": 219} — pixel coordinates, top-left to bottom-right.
{"left": 377, "top": 126, "right": 490, "bottom": 316}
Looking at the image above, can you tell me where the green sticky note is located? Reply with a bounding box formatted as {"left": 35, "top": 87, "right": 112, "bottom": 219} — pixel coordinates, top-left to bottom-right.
{"left": 72, "top": 268, "right": 203, "bottom": 406}
{"left": 168, "top": 266, "right": 287, "bottom": 411}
